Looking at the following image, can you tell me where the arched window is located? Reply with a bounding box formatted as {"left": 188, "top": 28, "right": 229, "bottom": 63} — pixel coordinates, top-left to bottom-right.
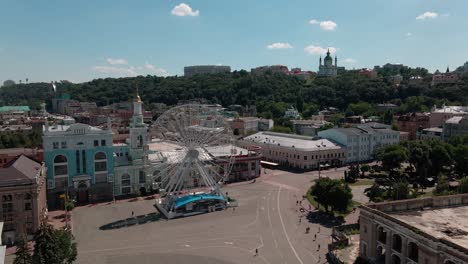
{"left": 54, "top": 155, "right": 67, "bottom": 163}
{"left": 53, "top": 155, "right": 68, "bottom": 176}
{"left": 378, "top": 226, "right": 387, "bottom": 244}
{"left": 391, "top": 254, "right": 401, "bottom": 264}
{"left": 137, "top": 135, "right": 143, "bottom": 148}
{"left": 121, "top": 174, "right": 131, "bottom": 194}
{"left": 408, "top": 242, "right": 419, "bottom": 262}
{"left": 94, "top": 152, "right": 107, "bottom": 183}
{"left": 392, "top": 234, "right": 402, "bottom": 252}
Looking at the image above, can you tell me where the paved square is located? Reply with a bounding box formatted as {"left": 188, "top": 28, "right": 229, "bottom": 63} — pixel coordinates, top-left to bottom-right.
{"left": 72, "top": 169, "right": 355, "bottom": 264}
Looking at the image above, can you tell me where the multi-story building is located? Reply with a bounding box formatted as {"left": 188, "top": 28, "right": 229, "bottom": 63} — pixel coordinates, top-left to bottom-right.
{"left": 231, "top": 117, "right": 259, "bottom": 135}
{"left": 443, "top": 116, "right": 468, "bottom": 140}
{"left": 42, "top": 120, "right": 114, "bottom": 208}
{"left": 318, "top": 49, "right": 338, "bottom": 77}
{"left": 430, "top": 105, "right": 468, "bottom": 127}
{"left": 0, "top": 155, "right": 47, "bottom": 245}
{"left": 318, "top": 123, "right": 400, "bottom": 163}
{"left": 258, "top": 118, "right": 274, "bottom": 131}
{"left": 240, "top": 131, "right": 346, "bottom": 170}
{"left": 357, "top": 69, "right": 378, "bottom": 78}
{"left": 359, "top": 194, "right": 468, "bottom": 264}
{"left": 290, "top": 68, "right": 313, "bottom": 80}
{"left": 251, "top": 65, "right": 289, "bottom": 75}
{"left": 396, "top": 113, "right": 430, "bottom": 140}
{"left": 291, "top": 120, "right": 331, "bottom": 136}
{"left": 0, "top": 106, "right": 30, "bottom": 121}
{"left": 184, "top": 65, "right": 231, "bottom": 77}
{"left": 417, "top": 127, "right": 443, "bottom": 140}
{"left": 432, "top": 68, "right": 459, "bottom": 86}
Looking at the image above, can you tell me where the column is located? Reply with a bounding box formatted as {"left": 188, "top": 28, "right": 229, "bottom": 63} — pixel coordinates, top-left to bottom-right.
{"left": 401, "top": 237, "right": 407, "bottom": 264}
{"left": 385, "top": 230, "right": 392, "bottom": 264}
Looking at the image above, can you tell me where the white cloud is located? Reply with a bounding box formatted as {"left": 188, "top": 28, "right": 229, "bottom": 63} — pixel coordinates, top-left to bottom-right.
{"left": 144, "top": 63, "right": 170, "bottom": 76}
{"left": 308, "top": 19, "right": 319, "bottom": 24}
{"left": 304, "top": 45, "right": 337, "bottom": 55}
{"left": 171, "top": 3, "right": 199, "bottom": 17}
{"left": 267, "top": 42, "right": 293, "bottom": 49}
{"left": 92, "top": 62, "right": 169, "bottom": 77}
{"left": 406, "top": 32, "right": 412, "bottom": 37}
{"left": 92, "top": 66, "right": 137, "bottom": 77}
{"left": 106, "top": 58, "right": 128, "bottom": 65}
{"left": 309, "top": 19, "right": 337, "bottom": 30}
{"left": 416, "top": 11, "right": 438, "bottom": 20}
{"left": 319, "top": 21, "right": 337, "bottom": 31}
{"left": 343, "top": 58, "right": 356, "bottom": 64}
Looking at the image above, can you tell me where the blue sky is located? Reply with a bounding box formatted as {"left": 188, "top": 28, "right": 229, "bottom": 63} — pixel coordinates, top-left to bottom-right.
{"left": 1, "top": 0, "right": 468, "bottom": 83}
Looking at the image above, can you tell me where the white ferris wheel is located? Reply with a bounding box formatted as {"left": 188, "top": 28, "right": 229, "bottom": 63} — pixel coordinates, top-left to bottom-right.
{"left": 152, "top": 104, "right": 236, "bottom": 218}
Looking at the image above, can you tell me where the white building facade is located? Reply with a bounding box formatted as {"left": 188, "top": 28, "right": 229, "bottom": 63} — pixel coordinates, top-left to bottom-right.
{"left": 318, "top": 124, "right": 400, "bottom": 163}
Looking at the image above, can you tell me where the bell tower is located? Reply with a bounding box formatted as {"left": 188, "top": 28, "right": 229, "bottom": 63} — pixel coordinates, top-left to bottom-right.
{"left": 129, "top": 86, "right": 148, "bottom": 161}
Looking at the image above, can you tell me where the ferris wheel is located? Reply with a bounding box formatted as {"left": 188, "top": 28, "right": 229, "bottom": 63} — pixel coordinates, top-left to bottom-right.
{"left": 152, "top": 104, "right": 236, "bottom": 218}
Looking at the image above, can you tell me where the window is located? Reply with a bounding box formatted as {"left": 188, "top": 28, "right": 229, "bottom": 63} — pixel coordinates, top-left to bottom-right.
{"left": 101, "top": 139, "right": 106, "bottom": 146}
{"left": 53, "top": 155, "right": 68, "bottom": 176}
{"left": 24, "top": 193, "right": 32, "bottom": 210}
{"left": 82, "top": 150, "right": 86, "bottom": 173}
{"left": 94, "top": 140, "right": 99, "bottom": 147}
{"left": 94, "top": 152, "right": 107, "bottom": 172}
{"left": 25, "top": 202, "right": 32, "bottom": 211}
{"left": 53, "top": 142, "right": 59, "bottom": 149}
{"left": 76, "top": 150, "right": 80, "bottom": 174}
{"left": 61, "top": 141, "right": 67, "bottom": 149}
{"left": 304, "top": 156, "right": 307, "bottom": 160}
{"left": 139, "top": 171, "right": 146, "bottom": 183}
{"left": 121, "top": 174, "right": 131, "bottom": 186}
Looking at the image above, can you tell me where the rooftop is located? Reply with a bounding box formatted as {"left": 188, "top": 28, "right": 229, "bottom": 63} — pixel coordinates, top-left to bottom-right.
{"left": 0, "top": 106, "right": 30, "bottom": 112}
{"left": 422, "top": 127, "right": 443, "bottom": 133}
{"left": 389, "top": 206, "right": 468, "bottom": 249}
{"left": 446, "top": 116, "right": 467, "bottom": 124}
{"left": 432, "top": 105, "right": 468, "bottom": 114}
{"left": 0, "top": 155, "right": 42, "bottom": 186}
{"left": 243, "top": 131, "right": 341, "bottom": 151}
{"left": 361, "top": 194, "right": 468, "bottom": 253}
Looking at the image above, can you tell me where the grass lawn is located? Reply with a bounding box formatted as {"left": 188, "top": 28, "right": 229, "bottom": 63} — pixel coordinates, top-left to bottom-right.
{"left": 349, "top": 179, "right": 374, "bottom": 186}
{"left": 306, "top": 191, "right": 360, "bottom": 218}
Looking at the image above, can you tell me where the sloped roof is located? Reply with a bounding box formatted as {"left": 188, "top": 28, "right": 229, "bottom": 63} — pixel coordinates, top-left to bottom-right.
{"left": 0, "top": 155, "right": 41, "bottom": 185}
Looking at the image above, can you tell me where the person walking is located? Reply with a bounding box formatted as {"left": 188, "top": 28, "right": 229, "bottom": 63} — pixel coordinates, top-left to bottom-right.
{"left": 255, "top": 248, "right": 258, "bottom": 256}
{"left": 314, "top": 233, "right": 317, "bottom": 240}
{"left": 131, "top": 211, "right": 134, "bottom": 217}
{"left": 317, "top": 244, "right": 321, "bottom": 251}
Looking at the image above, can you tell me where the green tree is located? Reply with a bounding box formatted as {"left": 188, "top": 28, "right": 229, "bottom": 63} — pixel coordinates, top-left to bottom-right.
{"left": 390, "top": 180, "right": 411, "bottom": 200}
{"left": 33, "top": 223, "right": 77, "bottom": 264}
{"left": 310, "top": 178, "right": 352, "bottom": 213}
{"left": 459, "top": 176, "right": 468, "bottom": 194}
{"left": 434, "top": 175, "right": 450, "bottom": 196}
{"left": 379, "top": 144, "right": 408, "bottom": 174}
{"left": 13, "top": 236, "right": 32, "bottom": 264}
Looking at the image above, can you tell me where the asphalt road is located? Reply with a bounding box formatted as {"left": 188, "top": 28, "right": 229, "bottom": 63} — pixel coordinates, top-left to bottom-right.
{"left": 70, "top": 168, "right": 351, "bottom": 264}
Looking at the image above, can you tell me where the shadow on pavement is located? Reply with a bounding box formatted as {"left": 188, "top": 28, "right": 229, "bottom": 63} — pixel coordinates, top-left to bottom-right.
{"left": 305, "top": 211, "right": 344, "bottom": 228}
{"left": 99, "top": 212, "right": 161, "bottom": 230}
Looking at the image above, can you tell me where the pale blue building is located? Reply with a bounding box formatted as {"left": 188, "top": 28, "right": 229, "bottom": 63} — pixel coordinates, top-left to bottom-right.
{"left": 43, "top": 121, "right": 114, "bottom": 208}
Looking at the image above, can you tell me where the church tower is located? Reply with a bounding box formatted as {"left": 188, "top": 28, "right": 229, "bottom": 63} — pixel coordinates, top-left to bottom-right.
{"left": 129, "top": 87, "right": 148, "bottom": 161}
{"left": 317, "top": 49, "right": 338, "bottom": 77}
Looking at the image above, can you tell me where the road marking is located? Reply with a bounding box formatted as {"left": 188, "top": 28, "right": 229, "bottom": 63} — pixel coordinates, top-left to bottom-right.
{"left": 277, "top": 186, "right": 308, "bottom": 264}
{"left": 224, "top": 242, "right": 234, "bottom": 245}
{"left": 266, "top": 191, "right": 279, "bottom": 249}
{"left": 185, "top": 244, "right": 191, "bottom": 247}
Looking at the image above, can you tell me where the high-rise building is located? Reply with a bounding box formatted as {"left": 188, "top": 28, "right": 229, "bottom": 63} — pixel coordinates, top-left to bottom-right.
{"left": 184, "top": 65, "right": 231, "bottom": 77}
